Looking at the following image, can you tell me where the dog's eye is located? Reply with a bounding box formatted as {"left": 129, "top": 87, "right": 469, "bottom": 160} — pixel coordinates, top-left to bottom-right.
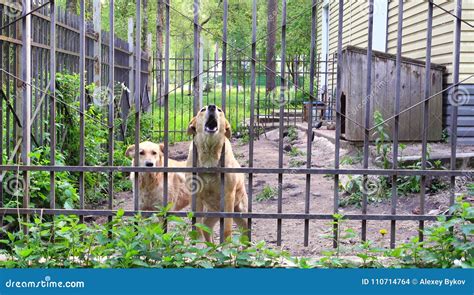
{"left": 200, "top": 107, "right": 206, "bottom": 112}
{"left": 139, "top": 150, "right": 145, "bottom": 155}
{"left": 152, "top": 151, "right": 157, "bottom": 155}
{"left": 218, "top": 108, "right": 222, "bottom": 112}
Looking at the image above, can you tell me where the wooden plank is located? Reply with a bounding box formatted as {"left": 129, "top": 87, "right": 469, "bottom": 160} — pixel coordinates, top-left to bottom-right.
{"left": 428, "top": 69, "right": 443, "bottom": 140}
{"left": 398, "top": 63, "right": 411, "bottom": 141}
{"left": 371, "top": 55, "right": 391, "bottom": 140}
{"left": 409, "top": 65, "right": 423, "bottom": 141}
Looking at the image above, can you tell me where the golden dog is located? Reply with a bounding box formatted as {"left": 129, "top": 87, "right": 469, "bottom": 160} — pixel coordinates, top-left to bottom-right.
{"left": 126, "top": 141, "right": 190, "bottom": 211}
{"left": 186, "top": 105, "right": 248, "bottom": 242}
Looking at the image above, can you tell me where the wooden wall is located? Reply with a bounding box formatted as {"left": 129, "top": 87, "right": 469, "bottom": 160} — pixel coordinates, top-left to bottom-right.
{"left": 340, "top": 46, "right": 444, "bottom": 142}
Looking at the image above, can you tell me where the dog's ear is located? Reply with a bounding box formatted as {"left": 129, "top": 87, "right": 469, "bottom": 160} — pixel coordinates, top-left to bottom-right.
{"left": 125, "top": 144, "right": 135, "bottom": 157}
{"left": 187, "top": 116, "right": 197, "bottom": 136}
{"left": 224, "top": 119, "right": 232, "bottom": 139}
{"left": 159, "top": 143, "right": 165, "bottom": 154}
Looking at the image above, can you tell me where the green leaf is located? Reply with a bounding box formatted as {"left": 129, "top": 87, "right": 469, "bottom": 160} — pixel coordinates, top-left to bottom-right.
{"left": 195, "top": 223, "right": 211, "bottom": 234}
{"left": 17, "top": 248, "right": 33, "bottom": 258}
{"left": 116, "top": 208, "right": 125, "bottom": 218}
{"left": 461, "top": 224, "right": 474, "bottom": 236}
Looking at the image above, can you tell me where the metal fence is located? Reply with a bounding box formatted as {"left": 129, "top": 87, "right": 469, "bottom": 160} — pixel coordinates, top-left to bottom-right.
{"left": 151, "top": 54, "right": 337, "bottom": 142}
{"left": 0, "top": 0, "right": 470, "bottom": 250}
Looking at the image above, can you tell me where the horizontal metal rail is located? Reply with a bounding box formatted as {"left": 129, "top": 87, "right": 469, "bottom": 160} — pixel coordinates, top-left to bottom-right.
{"left": 0, "top": 165, "right": 470, "bottom": 176}
{"left": 0, "top": 208, "right": 439, "bottom": 221}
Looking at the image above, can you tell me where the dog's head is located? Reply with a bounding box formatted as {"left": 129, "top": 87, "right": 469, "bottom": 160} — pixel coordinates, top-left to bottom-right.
{"left": 125, "top": 141, "right": 165, "bottom": 167}
{"left": 187, "top": 105, "right": 231, "bottom": 139}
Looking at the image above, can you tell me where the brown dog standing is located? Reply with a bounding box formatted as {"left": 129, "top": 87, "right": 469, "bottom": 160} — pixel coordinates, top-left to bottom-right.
{"left": 126, "top": 141, "right": 190, "bottom": 211}
{"left": 186, "top": 105, "right": 248, "bottom": 242}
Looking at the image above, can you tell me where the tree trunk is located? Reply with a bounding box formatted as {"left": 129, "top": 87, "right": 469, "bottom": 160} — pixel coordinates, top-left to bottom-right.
{"left": 142, "top": 0, "right": 148, "bottom": 49}
{"left": 156, "top": 0, "right": 165, "bottom": 106}
{"left": 265, "top": 0, "right": 278, "bottom": 95}
{"left": 66, "top": 0, "right": 78, "bottom": 14}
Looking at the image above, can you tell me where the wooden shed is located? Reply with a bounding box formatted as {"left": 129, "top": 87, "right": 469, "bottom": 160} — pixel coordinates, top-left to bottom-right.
{"left": 340, "top": 46, "right": 445, "bottom": 142}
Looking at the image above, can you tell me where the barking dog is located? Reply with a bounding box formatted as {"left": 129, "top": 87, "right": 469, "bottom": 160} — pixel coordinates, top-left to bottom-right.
{"left": 186, "top": 105, "right": 248, "bottom": 242}
{"left": 126, "top": 141, "right": 190, "bottom": 211}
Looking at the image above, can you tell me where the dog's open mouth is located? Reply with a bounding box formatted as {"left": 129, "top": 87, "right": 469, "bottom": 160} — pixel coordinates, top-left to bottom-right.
{"left": 205, "top": 116, "right": 218, "bottom": 133}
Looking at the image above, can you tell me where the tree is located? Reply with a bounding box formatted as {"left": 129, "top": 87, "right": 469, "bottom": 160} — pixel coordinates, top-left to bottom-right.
{"left": 66, "top": 0, "right": 78, "bottom": 14}
{"left": 142, "top": 0, "right": 149, "bottom": 49}
{"left": 265, "top": 0, "right": 278, "bottom": 95}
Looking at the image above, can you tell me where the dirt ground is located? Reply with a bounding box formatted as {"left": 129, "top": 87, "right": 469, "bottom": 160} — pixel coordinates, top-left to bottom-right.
{"left": 107, "top": 125, "right": 473, "bottom": 257}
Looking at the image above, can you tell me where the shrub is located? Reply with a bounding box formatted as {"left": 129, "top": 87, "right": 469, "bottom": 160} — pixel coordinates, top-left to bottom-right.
{"left": 0, "top": 209, "right": 290, "bottom": 268}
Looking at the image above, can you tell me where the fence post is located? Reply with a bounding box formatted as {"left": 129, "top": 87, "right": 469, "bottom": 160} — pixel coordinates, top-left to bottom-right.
{"left": 21, "top": 0, "right": 32, "bottom": 226}
{"left": 147, "top": 33, "right": 153, "bottom": 112}
{"left": 93, "top": 0, "right": 102, "bottom": 88}
{"left": 199, "top": 34, "right": 203, "bottom": 107}
{"left": 128, "top": 18, "right": 134, "bottom": 105}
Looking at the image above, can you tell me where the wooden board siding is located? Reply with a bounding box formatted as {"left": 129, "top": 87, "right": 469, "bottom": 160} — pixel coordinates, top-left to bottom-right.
{"left": 357, "top": 0, "right": 474, "bottom": 85}
{"left": 340, "top": 46, "right": 444, "bottom": 142}
{"left": 444, "top": 84, "right": 474, "bottom": 145}
{"left": 461, "top": 1, "right": 474, "bottom": 83}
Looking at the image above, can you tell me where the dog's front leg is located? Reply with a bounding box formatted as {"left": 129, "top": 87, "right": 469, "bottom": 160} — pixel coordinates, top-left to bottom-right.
{"left": 223, "top": 188, "right": 236, "bottom": 241}
{"left": 196, "top": 196, "right": 214, "bottom": 243}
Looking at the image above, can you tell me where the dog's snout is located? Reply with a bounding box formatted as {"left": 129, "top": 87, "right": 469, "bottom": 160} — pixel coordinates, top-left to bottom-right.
{"left": 208, "top": 105, "right": 216, "bottom": 112}
{"left": 145, "top": 161, "right": 154, "bottom": 167}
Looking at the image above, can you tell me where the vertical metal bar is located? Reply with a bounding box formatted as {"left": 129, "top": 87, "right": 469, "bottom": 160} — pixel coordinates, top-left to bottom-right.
{"left": 277, "top": 0, "right": 287, "bottom": 246}
{"left": 134, "top": 0, "right": 142, "bottom": 211}
{"left": 194, "top": 0, "right": 200, "bottom": 113}
{"left": 361, "top": 0, "right": 374, "bottom": 242}
{"left": 163, "top": 0, "right": 170, "bottom": 211}
{"left": 420, "top": 1, "right": 433, "bottom": 242}
{"left": 450, "top": 0, "right": 462, "bottom": 206}
{"left": 108, "top": 0, "right": 115, "bottom": 219}
{"left": 247, "top": 0, "right": 257, "bottom": 241}
{"left": 0, "top": 20, "right": 3, "bottom": 226}
{"left": 330, "top": 52, "right": 335, "bottom": 121}
{"left": 333, "top": 0, "right": 344, "bottom": 248}
{"left": 206, "top": 52, "right": 210, "bottom": 106}
{"left": 191, "top": 0, "right": 200, "bottom": 227}
{"left": 22, "top": 0, "right": 32, "bottom": 226}
{"left": 173, "top": 57, "right": 177, "bottom": 142}
{"left": 221, "top": 0, "right": 227, "bottom": 113}
{"left": 390, "top": 0, "right": 403, "bottom": 249}
{"left": 304, "top": 0, "right": 317, "bottom": 247}
{"left": 219, "top": 0, "right": 228, "bottom": 243}
{"left": 79, "top": 0, "right": 85, "bottom": 217}
{"left": 49, "top": 0, "right": 56, "bottom": 209}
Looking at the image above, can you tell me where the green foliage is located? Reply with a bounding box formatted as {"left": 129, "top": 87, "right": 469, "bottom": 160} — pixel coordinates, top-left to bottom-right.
{"left": 0, "top": 210, "right": 290, "bottom": 268}
{"left": 288, "top": 147, "right": 304, "bottom": 157}
{"left": 51, "top": 73, "right": 131, "bottom": 205}
{"left": 0, "top": 200, "right": 471, "bottom": 268}
{"left": 289, "top": 158, "right": 305, "bottom": 168}
{"left": 286, "top": 126, "right": 298, "bottom": 142}
{"left": 340, "top": 152, "right": 362, "bottom": 166}
{"left": 28, "top": 147, "right": 79, "bottom": 209}
{"left": 256, "top": 185, "right": 278, "bottom": 202}
{"left": 388, "top": 198, "right": 473, "bottom": 268}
